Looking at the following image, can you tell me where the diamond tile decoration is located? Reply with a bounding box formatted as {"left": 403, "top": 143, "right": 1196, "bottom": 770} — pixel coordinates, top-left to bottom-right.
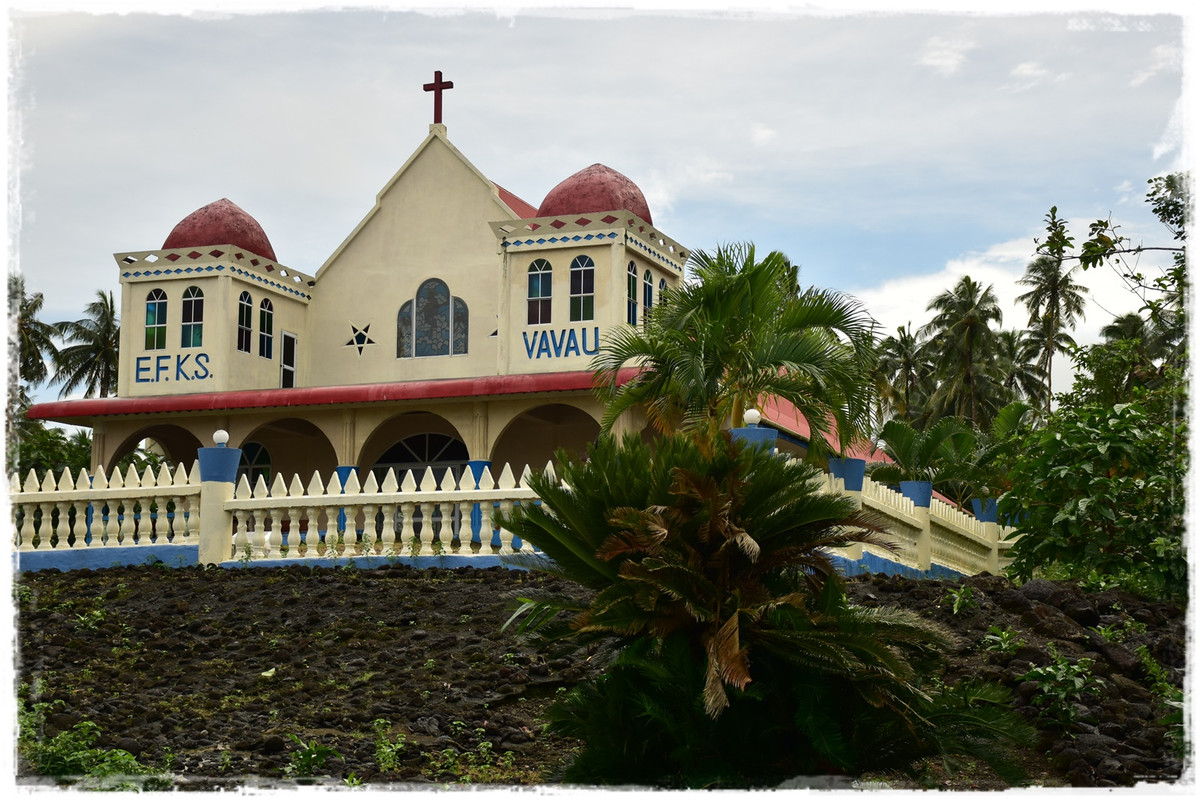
{"left": 601, "top": 215, "right": 618, "bottom": 224}
{"left": 536, "top": 238, "right": 546, "bottom": 244}
{"left": 165, "top": 253, "right": 181, "bottom": 262}
{"left": 234, "top": 253, "right": 244, "bottom": 260}
{"left": 250, "top": 259, "right": 260, "bottom": 266}
{"left": 528, "top": 223, "right": 541, "bottom": 231}
{"left": 208, "top": 249, "right": 224, "bottom": 257}
{"left": 187, "top": 251, "right": 202, "bottom": 259}
{"left": 265, "top": 265, "right": 273, "bottom": 272}
{"left": 145, "top": 254, "right": 159, "bottom": 263}
{"left": 572, "top": 236, "right": 582, "bottom": 242}
{"left": 575, "top": 217, "right": 592, "bottom": 226}
{"left": 550, "top": 219, "right": 566, "bottom": 229}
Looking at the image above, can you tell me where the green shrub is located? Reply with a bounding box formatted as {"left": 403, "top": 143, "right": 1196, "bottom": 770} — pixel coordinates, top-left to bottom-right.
{"left": 501, "top": 431, "right": 1034, "bottom": 787}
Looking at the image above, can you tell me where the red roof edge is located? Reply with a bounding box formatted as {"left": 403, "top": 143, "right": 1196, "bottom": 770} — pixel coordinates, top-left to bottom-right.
{"left": 494, "top": 183, "right": 538, "bottom": 219}
{"left": 28, "top": 368, "right": 641, "bottom": 422}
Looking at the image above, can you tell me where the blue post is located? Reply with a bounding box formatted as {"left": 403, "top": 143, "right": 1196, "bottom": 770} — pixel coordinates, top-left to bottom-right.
{"left": 334, "top": 465, "right": 357, "bottom": 546}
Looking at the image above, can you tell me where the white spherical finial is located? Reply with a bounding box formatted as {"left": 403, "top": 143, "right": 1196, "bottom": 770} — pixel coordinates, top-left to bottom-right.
{"left": 213, "top": 429, "right": 230, "bottom": 447}
{"left": 743, "top": 408, "right": 761, "bottom": 427}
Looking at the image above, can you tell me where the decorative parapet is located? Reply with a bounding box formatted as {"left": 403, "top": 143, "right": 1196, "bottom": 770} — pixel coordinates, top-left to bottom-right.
{"left": 11, "top": 461, "right": 1016, "bottom": 575}
{"left": 491, "top": 212, "right": 688, "bottom": 274}
{"left": 115, "top": 245, "right": 315, "bottom": 301}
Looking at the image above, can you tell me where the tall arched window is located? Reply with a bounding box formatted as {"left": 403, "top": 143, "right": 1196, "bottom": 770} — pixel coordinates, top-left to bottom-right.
{"left": 527, "top": 259, "right": 552, "bottom": 324}
{"left": 397, "top": 279, "right": 469, "bottom": 358}
{"left": 237, "top": 292, "right": 253, "bottom": 353}
{"left": 642, "top": 269, "right": 653, "bottom": 321}
{"left": 181, "top": 286, "right": 204, "bottom": 347}
{"left": 570, "top": 255, "right": 594, "bottom": 322}
{"left": 626, "top": 262, "right": 638, "bottom": 325}
{"left": 258, "top": 299, "right": 274, "bottom": 359}
{"left": 145, "top": 289, "right": 167, "bottom": 350}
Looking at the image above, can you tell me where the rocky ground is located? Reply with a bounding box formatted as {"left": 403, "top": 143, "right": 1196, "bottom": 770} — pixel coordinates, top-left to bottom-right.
{"left": 12, "top": 563, "right": 1191, "bottom": 790}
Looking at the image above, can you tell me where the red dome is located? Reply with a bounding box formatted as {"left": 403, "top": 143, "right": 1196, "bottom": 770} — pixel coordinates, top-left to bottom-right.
{"left": 162, "top": 198, "right": 277, "bottom": 261}
{"left": 536, "top": 164, "right": 652, "bottom": 224}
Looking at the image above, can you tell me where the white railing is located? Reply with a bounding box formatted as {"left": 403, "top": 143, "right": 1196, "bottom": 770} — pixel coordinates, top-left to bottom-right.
{"left": 11, "top": 461, "right": 1015, "bottom": 575}
{"left": 11, "top": 463, "right": 201, "bottom": 552}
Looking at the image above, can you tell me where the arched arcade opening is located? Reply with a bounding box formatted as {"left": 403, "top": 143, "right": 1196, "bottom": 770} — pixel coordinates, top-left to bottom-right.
{"left": 490, "top": 403, "right": 601, "bottom": 474}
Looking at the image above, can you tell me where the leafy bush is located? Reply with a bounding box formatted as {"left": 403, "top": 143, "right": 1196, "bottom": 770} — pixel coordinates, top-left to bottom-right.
{"left": 502, "top": 431, "right": 1034, "bottom": 787}
{"left": 999, "top": 397, "right": 1186, "bottom": 600}
{"left": 1021, "top": 644, "right": 1106, "bottom": 733}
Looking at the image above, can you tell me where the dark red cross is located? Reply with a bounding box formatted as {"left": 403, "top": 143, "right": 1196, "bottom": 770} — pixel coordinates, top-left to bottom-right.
{"left": 423, "top": 70, "right": 454, "bottom": 124}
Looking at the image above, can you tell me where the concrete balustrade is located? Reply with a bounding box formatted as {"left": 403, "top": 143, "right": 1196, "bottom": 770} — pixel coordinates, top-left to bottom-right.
{"left": 11, "top": 459, "right": 1017, "bottom": 576}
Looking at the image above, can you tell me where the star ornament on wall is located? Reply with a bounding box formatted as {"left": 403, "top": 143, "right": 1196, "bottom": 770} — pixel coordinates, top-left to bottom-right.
{"left": 345, "top": 323, "right": 376, "bottom": 355}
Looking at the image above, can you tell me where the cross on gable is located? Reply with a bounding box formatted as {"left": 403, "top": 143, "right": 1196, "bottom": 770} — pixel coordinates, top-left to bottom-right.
{"left": 423, "top": 70, "right": 454, "bottom": 124}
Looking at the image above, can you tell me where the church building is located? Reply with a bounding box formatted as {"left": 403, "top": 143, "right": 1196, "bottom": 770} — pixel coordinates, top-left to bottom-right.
{"left": 28, "top": 74, "right": 707, "bottom": 487}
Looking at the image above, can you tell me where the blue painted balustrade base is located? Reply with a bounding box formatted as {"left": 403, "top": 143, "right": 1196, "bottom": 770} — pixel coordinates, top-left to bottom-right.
{"left": 15, "top": 545, "right": 965, "bottom": 580}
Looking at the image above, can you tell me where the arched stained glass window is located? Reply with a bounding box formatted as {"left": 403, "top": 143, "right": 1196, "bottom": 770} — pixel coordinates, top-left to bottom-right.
{"left": 237, "top": 291, "right": 253, "bottom": 353}
{"left": 397, "top": 279, "right": 469, "bottom": 359}
{"left": 626, "top": 262, "right": 638, "bottom": 326}
{"left": 397, "top": 301, "right": 413, "bottom": 358}
{"left": 145, "top": 289, "right": 167, "bottom": 350}
{"left": 527, "top": 259, "right": 552, "bottom": 324}
{"left": 181, "top": 286, "right": 204, "bottom": 348}
{"left": 569, "top": 256, "right": 594, "bottom": 322}
{"left": 452, "top": 297, "right": 469, "bottom": 355}
{"left": 259, "top": 299, "right": 274, "bottom": 359}
{"left": 643, "top": 269, "right": 653, "bottom": 320}
{"left": 415, "top": 279, "right": 450, "bottom": 357}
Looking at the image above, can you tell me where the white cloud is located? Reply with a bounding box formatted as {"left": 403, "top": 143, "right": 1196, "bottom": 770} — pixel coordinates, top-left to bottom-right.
{"left": 1152, "top": 96, "right": 1183, "bottom": 161}
{"left": 1131, "top": 43, "right": 1182, "bottom": 87}
{"left": 750, "top": 124, "right": 776, "bottom": 147}
{"left": 917, "top": 35, "right": 976, "bottom": 76}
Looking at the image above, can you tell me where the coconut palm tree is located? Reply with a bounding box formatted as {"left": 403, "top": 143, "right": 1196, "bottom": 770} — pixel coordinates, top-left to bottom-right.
{"left": 874, "top": 323, "right": 935, "bottom": 428}
{"left": 592, "top": 243, "right": 877, "bottom": 458}
{"left": 919, "top": 276, "right": 1004, "bottom": 428}
{"left": 1016, "top": 254, "right": 1088, "bottom": 408}
{"left": 8, "top": 274, "right": 59, "bottom": 389}
{"left": 994, "top": 328, "right": 1047, "bottom": 408}
{"left": 51, "top": 290, "right": 120, "bottom": 398}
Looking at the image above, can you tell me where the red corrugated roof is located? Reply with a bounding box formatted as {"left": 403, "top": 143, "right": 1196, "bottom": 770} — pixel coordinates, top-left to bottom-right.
{"left": 27, "top": 368, "right": 639, "bottom": 422}
{"left": 494, "top": 183, "right": 537, "bottom": 219}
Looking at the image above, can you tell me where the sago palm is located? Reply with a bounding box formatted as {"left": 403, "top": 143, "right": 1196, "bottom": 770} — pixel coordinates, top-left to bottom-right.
{"left": 501, "top": 431, "right": 1033, "bottom": 786}
{"left": 592, "top": 243, "right": 877, "bottom": 457}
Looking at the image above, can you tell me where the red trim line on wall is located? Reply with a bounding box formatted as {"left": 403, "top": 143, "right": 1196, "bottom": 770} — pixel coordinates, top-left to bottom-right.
{"left": 27, "top": 368, "right": 639, "bottom": 421}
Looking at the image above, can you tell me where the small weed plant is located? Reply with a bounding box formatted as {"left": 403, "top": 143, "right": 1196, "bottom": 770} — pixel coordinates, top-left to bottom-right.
{"left": 1021, "top": 644, "right": 1106, "bottom": 733}
{"left": 371, "top": 719, "right": 407, "bottom": 772}
{"left": 981, "top": 626, "right": 1024, "bottom": 654}
{"left": 283, "top": 734, "right": 342, "bottom": 778}
{"left": 422, "top": 733, "right": 532, "bottom": 784}
{"left": 1093, "top": 614, "right": 1147, "bottom": 643}
{"left": 943, "top": 584, "right": 978, "bottom": 615}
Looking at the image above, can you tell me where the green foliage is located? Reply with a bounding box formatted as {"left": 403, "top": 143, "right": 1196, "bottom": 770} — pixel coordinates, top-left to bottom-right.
{"left": 17, "top": 698, "right": 168, "bottom": 789}
{"left": 1134, "top": 646, "right": 1185, "bottom": 758}
{"left": 592, "top": 242, "right": 877, "bottom": 456}
{"left": 864, "top": 416, "right": 975, "bottom": 495}
{"left": 422, "top": 736, "right": 531, "bottom": 784}
{"left": 999, "top": 379, "right": 1186, "bottom": 600}
{"left": 283, "top": 734, "right": 342, "bottom": 778}
{"left": 1021, "top": 644, "right": 1105, "bottom": 733}
{"left": 371, "top": 719, "right": 406, "bottom": 772}
{"left": 501, "top": 431, "right": 1034, "bottom": 786}
{"left": 943, "top": 585, "right": 977, "bottom": 615}
{"left": 980, "top": 626, "right": 1024, "bottom": 654}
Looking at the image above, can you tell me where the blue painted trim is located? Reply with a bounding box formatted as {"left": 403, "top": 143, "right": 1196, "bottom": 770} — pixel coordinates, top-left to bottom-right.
{"left": 198, "top": 446, "right": 242, "bottom": 483}
{"left": 971, "top": 497, "right": 999, "bottom": 523}
{"left": 730, "top": 426, "right": 778, "bottom": 451}
{"left": 829, "top": 458, "right": 866, "bottom": 492}
{"left": 15, "top": 545, "right": 199, "bottom": 572}
{"left": 900, "top": 480, "right": 934, "bottom": 508}
{"left": 831, "top": 551, "right": 965, "bottom": 580}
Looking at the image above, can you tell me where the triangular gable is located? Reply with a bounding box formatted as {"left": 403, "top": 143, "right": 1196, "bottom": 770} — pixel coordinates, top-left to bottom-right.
{"left": 315, "top": 125, "right": 532, "bottom": 276}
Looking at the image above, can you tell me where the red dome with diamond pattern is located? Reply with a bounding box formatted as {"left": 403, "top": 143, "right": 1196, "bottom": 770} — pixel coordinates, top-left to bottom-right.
{"left": 162, "top": 198, "right": 277, "bottom": 261}
{"left": 535, "top": 164, "right": 652, "bottom": 224}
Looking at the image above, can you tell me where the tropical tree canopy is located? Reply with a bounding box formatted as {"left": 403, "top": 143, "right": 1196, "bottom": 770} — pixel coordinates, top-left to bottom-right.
{"left": 592, "top": 242, "right": 877, "bottom": 458}
{"left": 919, "top": 275, "right": 1005, "bottom": 428}
{"left": 51, "top": 290, "right": 120, "bottom": 399}
{"left": 9, "top": 274, "right": 59, "bottom": 389}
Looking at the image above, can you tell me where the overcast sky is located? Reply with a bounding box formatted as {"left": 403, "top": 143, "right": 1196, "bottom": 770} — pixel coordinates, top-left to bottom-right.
{"left": 5, "top": 1, "right": 1193, "bottom": 406}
